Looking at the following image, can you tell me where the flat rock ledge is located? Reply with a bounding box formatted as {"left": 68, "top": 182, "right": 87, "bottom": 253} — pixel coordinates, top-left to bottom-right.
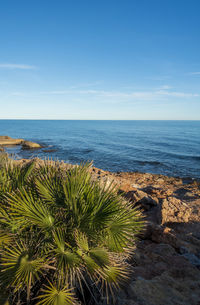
{"left": 0, "top": 136, "right": 42, "bottom": 149}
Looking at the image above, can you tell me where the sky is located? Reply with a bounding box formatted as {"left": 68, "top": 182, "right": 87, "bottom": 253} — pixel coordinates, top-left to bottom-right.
{"left": 0, "top": 0, "right": 200, "bottom": 120}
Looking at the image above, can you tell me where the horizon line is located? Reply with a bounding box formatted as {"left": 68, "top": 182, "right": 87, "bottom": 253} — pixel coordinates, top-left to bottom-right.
{"left": 0, "top": 119, "right": 199, "bottom": 121}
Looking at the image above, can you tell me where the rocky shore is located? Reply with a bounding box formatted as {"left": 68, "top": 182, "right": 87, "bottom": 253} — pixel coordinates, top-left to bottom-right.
{"left": 0, "top": 153, "right": 199, "bottom": 305}
{"left": 91, "top": 168, "right": 200, "bottom": 305}
{"left": 10, "top": 157, "right": 200, "bottom": 305}
{"left": 0, "top": 135, "right": 42, "bottom": 149}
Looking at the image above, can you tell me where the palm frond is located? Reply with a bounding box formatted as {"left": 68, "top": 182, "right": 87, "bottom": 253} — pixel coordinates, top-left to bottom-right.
{"left": 53, "top": 230, "right": 80, "bottom": 274}
{"left": 1, "top": 242, "right": 44, "bottom": 291}
{"left": 6, "top": 189, "right": 55, "bottom": 231}
{"left": 0, "top": 230, "right": 12, "bottom": 247}
{"left": 37, "top": 282, "right": 77, "bottom": 305}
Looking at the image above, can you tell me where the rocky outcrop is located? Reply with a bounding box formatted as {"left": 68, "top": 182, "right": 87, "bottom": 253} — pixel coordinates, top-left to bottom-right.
{"left": 0, "top": 136, "right": 42, "bottom": 150}
{"left": 89, "top": 167, "right": 200, "bottom": 305}
{"left": 21, "top": 140, "right": 42, "bottom": 149}
{"left": 0, "top": 136, "right": 24, "bottom": 145}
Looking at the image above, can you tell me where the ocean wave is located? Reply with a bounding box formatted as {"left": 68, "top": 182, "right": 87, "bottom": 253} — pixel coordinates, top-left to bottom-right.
{"left": 82, "top": 148, "right": 93, "bottom": 154}
{"left": 162, "top": 151, "right": 200, "bottom": 161}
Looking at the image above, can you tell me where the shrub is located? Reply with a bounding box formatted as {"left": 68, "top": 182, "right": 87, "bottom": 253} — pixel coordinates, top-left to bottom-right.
{"left": 0, "top": 159, "right": 143, "bottom": 304}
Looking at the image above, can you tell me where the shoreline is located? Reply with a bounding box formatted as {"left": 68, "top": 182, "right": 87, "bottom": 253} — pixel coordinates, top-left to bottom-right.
{"left": 0, "top": 153, "right": 200, "bottom": 304}
{"left": 1, "top": 149, "right": 200, "bottom": 184}
{"left": 3, "top": 154, "right": 200, "bottom": 204}
{"left": 14, "top": 155, "right": 200, "bottom": 184}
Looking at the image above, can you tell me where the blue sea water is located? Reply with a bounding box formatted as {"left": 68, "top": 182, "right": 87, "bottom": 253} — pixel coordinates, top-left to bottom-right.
{"left": 0, "top": 120, "right": 200, "bottom": 179}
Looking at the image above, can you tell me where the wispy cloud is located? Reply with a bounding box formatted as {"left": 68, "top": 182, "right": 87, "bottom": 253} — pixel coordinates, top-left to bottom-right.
{"left": 10, "top": 88, "right": 199, "bottom": 101}
{"left": 40, "top": 90, "right": 71, "bottom": 95}
{"left": 0, "top": 63, "right": 36, "bottom": 70}
{"left": 158, "top": 85, "right": 172, "bottom": 90}
{"left": 69, "top": 81, "right": 102, "bottom": 89}
{"left": 188, "top": 72, "right": 200, "bottom": 75}
{"left": 69, "top": 88, "right": 199, "bottom": 99}
{"left": 155, "top": 90, "right": 199, "bottom": 98}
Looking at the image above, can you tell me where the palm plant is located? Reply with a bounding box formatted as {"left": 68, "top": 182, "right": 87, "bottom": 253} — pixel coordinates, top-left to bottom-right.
{"left": 0, "top": 159, "right": 143, "bottom": 305}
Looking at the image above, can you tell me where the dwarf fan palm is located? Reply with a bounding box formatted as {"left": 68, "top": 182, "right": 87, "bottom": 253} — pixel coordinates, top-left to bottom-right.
{"left": 0, "top": 159, "right": 143, "bottom": 304}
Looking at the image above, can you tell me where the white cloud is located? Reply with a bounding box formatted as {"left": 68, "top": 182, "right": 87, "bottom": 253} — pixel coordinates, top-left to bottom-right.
{"left": 155, "top": 90, "right": 199, "bottom": 98}
{"left": 0, "top": 63, "right": 36, "bottom": 70}
{"left": 9, "top": 88, "right": 199, "bottom": 101}
{"left": 40, "top": 90, "right": 71, "bottom": 95}
{"left": 158, "top": 85, "right": 172, "bottom": 90}
{"left": 77, "top": 89, "right": 199, "bottom": 99}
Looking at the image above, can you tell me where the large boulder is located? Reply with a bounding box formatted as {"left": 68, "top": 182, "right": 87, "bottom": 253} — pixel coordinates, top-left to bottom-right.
{"left": 21, "top": 141, "right": 42, "bottom": 149}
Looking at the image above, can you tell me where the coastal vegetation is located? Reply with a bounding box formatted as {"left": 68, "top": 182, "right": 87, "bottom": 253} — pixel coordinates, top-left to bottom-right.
{"left": 0, "top": 154, "right": 143, "bottom": 304}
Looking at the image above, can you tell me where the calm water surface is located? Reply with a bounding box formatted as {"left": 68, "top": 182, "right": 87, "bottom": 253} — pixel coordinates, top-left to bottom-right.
{"left": 0, "top": 120, "right": 200, "bottom": 179}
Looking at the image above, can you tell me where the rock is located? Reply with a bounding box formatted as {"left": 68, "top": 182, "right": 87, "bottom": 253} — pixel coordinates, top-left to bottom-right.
{"left": 173, "top": 187, "right": 199, "bottom": 200}
{"left": 126, "top": 190, "right": 147, "bottom": 202}
{"left": 148, "top": 223, "right": 182, "bottom": 250}
{"left": 141, "top": 185, "right": 173, "bottom": 198}
{"left": 128, "top": 268, "right": 200, "bottom": 305}
{"left": 0, "top": 136, "right": 24, "bottom": 145}
{"left": 0, "top": 136, "right": 42, "bottom": 150}
{"left": 21, "top": 141, "right": 42, "bottom": 149}
{"left": 0, "top": 136, "right": 12, "bottom": 139}
{"left": 161, "top": 197, "right": 191, "bottom": 224}
{"left": 147, "top": 243, "right": 176, "bottom": 257}
{"left": 181, "top": 252, "right": 200, "bottom": 267}
{"left": 126, "top": 190, "right": 158, "bottom": 210}
{"left": 0, "top": 146, "right": 5, "bottom": 152}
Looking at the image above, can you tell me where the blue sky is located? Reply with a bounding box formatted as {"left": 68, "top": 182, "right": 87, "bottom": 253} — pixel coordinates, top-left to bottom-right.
{"left": 0, "top": 0, "right": 200, "bottom": 119}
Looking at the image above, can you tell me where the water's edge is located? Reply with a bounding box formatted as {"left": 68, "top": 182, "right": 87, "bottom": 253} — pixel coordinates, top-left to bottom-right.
{"left": 0, "top": 120, "right": 200, "bottom": 179}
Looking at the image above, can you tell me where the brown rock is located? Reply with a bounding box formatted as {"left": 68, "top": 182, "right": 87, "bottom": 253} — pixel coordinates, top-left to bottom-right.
{"left": 128, "top": 269, "right": 200, "bottom": 305}
{"left": 0, "top": 136, "right": 12, "bottom": 139}
{"left": 149, "top": 224, "right": 181, "bottom": 250}
{"left": 161, "top": 197, "right": 191, "bottom": 224}
{"left": 126, "top": 190, "right": 158, "bottom": 210}
{"left": 127, "top": 190, "right": 147, "bottom": 202}
{"left": 21, "top": 141, "right": 42, "bottom": 149}
{"left": 0, "top": 137, "right": 24, "bottom": 145}
{"left": 0, "top": 136, "right": 42, "bottom": 150}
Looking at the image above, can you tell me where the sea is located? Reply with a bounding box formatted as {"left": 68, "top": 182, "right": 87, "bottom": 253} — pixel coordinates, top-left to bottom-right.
{"left": 0, "top": 120, "right": 200, "bottom": 179}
